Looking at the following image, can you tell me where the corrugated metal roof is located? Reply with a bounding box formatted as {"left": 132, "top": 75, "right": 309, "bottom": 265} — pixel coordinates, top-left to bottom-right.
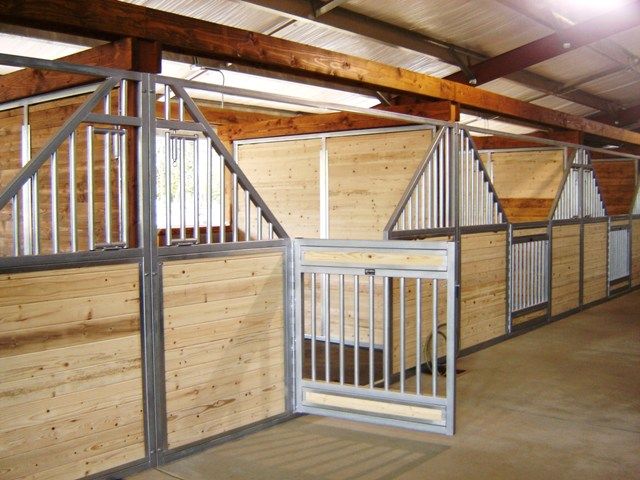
{"left": 0, "top": 33, "right": 88, "bottom": 74}
{"left": 531, "top": 95, "right": 599, "bottom": 117}
{"left": 344, "top": 0, "right": 552, "bottom": 56}
{"left": 480, "top": 78, "right": 543, "bottom": 102}
{"left": 528, "top": 47, "right": 621, "bottom": 86}
{"left": 121, "top": 0, "right": 289, "bottom": 33}
{"left": 580, "top": 69, "right": 640, "bottom": 106}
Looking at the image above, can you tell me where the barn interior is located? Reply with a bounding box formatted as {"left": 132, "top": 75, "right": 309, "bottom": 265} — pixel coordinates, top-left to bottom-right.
{"left": 0, "top": 1, "right": 639, "bottom": 479}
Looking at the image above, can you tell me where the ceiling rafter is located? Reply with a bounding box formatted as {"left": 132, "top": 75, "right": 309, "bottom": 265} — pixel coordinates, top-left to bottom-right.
{"left": 445, "top": 0, "right": 640, "bottom": 86}
{"left": 495, "top": 0, "right": 640, "bottom": 78}
{"left": 238, "top": 0, "right": 622, "bottom": 115}
{"left": 0, "top": 0, "right": 638, "bottom": 144}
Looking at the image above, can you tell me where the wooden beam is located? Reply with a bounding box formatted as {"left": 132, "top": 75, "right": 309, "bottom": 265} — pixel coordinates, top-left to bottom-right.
{"left": 1, "top": 0, "right": 639, "bottom": 145}
{"left": 447, "top": 1, "right": 640, "bottom": 85}
{"left": 472, "top": 130, "right": 584, "bottom": 150}
{"left": 220, "top": 101, "right": 457, "bottom": 141}
{"left": 589, "top": 103, "right": 640, "bottom": 128}
{"left": 0, "top": 37, "right": 161, "bottom": 103}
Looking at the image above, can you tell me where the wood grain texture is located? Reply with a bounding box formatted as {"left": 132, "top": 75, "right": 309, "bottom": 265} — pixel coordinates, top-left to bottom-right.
{"left": 238, "top": 139, "right": 321, "bottom": 238}
{"left": 302, "top": 249, "right": 446, "bottom": 269}
{"left": 222, "top": 102, "right": 455, "bottom": 141}
{"left": 0, "top": 263, "right": 145, "bottom": 480}
{"left": 328, "top": 130, "right": 432, "bottom": 239}
{"left": 163, "top": 252, "right": 286, "bottom": 449}
{"left": 552, "top": 224, "right": 580, "bottom": 316}
{"left": 632, "top": 219, "right": 640, "bottom": 287}
{"left": 460, "top": 232, "right": 507, "bottom": 349}
{"left": 488, "top": 149, "right": 564, "bottom": 222}
{"left": 583, "top": 222, "right": 608, "bottom": 304}
{"left": 592, "top": 160, "right": 637, "bottom": 215}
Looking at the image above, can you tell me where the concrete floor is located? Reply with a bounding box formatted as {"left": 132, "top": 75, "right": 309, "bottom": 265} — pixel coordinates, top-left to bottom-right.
{"left": 131, "top": 291, "right": 640, "bottom": 480}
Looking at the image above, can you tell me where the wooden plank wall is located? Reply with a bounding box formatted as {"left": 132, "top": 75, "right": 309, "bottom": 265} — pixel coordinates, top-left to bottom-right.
{"left": 237, "top": 129, "right": 432, "bottom": 240}
{"left": 633, "top": 218, "right": 640, "bottom": 287}
{"left": 460, "top": 231, "right": 507, "bottom": 349}
{"left": 551, "top": 224, "right": 581, "bottom": 316}
{"left": 0, "top": 263, "right": 145, "bottom": 480}
{"left": 592, "top": 160, "right": 636, "bottom": 215}
{"left": 0, "top": 107, "right": 22, "bottom": 255}
{"left": 327, "top": 130, "right": 432, "bottom": 239}
{"left": 237, "top": 139, "right": 321, "bottom": 238}
{"left": 583, "top": 222, "right": 608, "bottom": 304}
{"left": 162, "top": 251, "right": 286, "bottom": 449}
{"left": 483, "top": 149, "right": 564, "bottom": 222}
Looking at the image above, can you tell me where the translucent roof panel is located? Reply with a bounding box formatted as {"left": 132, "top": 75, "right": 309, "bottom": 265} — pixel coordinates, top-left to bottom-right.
{"left": 161, "top": 60, "right": 380, "bottom": 114}
{"left": 344, "top": 0, "right": 552, "bottom": 56}
{"left": 120, "top": 0, "right": 289, "bottom": 33}
{"left": 0, "top": 33, "right": 89, "bottom": 74}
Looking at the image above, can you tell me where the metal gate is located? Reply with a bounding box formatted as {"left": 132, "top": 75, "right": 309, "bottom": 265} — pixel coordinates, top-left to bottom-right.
{"left": 293, "top": 239, "right": 457, "bottom": 435}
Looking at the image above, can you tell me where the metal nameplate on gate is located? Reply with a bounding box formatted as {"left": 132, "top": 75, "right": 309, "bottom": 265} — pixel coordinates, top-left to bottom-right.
{"left": 364, "top": 268, "right": 376, "bottom": 275}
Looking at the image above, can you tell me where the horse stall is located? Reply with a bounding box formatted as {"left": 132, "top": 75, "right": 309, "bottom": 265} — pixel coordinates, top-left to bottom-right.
{"left": 0, "top": 56, "right": 460, "bottom": 479}
{"left": 0, "top": 60, "right": 293, "bottom": 479}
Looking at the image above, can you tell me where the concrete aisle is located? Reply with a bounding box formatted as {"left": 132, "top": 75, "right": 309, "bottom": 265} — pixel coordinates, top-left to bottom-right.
{"left": 130, "top": 290, "right": 640, "bottom": 480}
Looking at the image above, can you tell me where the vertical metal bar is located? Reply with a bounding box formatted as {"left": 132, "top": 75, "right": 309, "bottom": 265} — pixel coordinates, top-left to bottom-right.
{"left": 244, "top": 190, "right": 251, "bottom": 241}
{"left": 193, "top": 138, "right": 199, "bottom": 242}
{"left": 257, "top": 206, "right": 262, "bottom": 241}
{"left": 179, "top": 137, "right": 186, "bottom": 239}
{"left": 339, "top": 274, "right": 345, "bottom": 385}
{"left": 383, "top": 276, "right": 390, "bottom": 391}
{"left": 421, "top": 173, "right": 426, "bottom": 229}
{"left": 438, "top": 140, "right": 444, "bottom": 228}
{"left": 311, "top": 273, "right": 317, "bottom": 382}
{"left": 178, "top": 97, "right": 184, "bottom": 121}
{"left": 50, "top": 152, "right": 58, "bottom": 253}
{"left": 444, "top": 135, "right": 449, "bottom": 228}
{"left": 432, "top": 279, "right": 438, "bottom": 396}
{"left": 369, "top": 275, "right": 375, "bottom": 389}
{"left": 86, "top": 126, "right": 94, "bottom": 251}
{"left": 219, "top": 154, "right": 226, "bottom": 243}
{"left": 399, "top": 277, "right": 405, "bottom": 393}
{"left": 119, "top": 79, "right": 127, "bottom": 117}
{"left": 104, "top": 131, "right": 111, "bottom": 243}
{"left": 103, "top": 91, "right": 110, "bottom": 115}
{"left": 426, "top": 159, "right": 432, "bottom": 228}
{"left": 21, "top": 107, "right": 32, "bottom": 255}
{"left": 12, "top": 196, "right": 19, "bottom": 256}
{"left": 206, "top": 146, "right": 212, "bottom": 244}
{"left": 164, "top": 132, "right": 171, "bottom": 246}
{"left": 164, "top": 85, "right": 170, "bottom": 120}
{"left": 432, "top": 143, "right": 438, "bottom": 227}
{"left": 120, "top": 131, "right": 128, "bottom": 245}
{"left": 354, "top": 275, "right": 360, "bottom": 387}
{"left": 232, "top": 173, "right": 238, "bottom": 242}
{"left": 415, "top": 278, "right": 422, "bottom": 395}
{"left": 324, "top": 274, "right": 330, "bottom": 383}
{"left": 68, "top": 133, "right": 77, "bottom": 252}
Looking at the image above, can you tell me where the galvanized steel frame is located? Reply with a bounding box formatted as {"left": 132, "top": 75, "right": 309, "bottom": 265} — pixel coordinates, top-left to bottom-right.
{"left": 292, "top": 238, "right": 457, "bottom": 435}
